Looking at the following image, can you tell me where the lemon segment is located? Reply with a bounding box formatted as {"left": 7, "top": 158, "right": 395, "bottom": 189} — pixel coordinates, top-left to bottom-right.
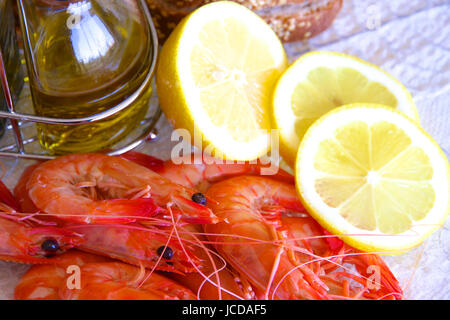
{"left": 272, "top": 51, "right": 420, "bottom": 166}
{"left": 156, "top": 1, "right": 288, "bottom": 160}
{"left": 295, "top": 104, "right": 449, "bottom": 253}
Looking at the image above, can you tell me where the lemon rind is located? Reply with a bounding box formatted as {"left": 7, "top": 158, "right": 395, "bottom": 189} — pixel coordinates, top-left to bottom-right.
{"left": 272, "top": 51, "right": 420, "bottom": 166}
{"left": 157, "top": 1, "right": 288, "bottom": 161}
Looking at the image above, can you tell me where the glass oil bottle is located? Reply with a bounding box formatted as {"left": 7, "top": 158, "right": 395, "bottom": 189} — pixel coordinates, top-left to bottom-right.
{"left": 0, "top": 0, "right": 24, "bottom": 138}
{"left": 17, "top": 0, "right": 155, "bottom": 154}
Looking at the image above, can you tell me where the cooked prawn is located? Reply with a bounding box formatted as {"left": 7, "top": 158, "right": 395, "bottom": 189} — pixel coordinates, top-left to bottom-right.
{"left": 122, "top": 152, "right": 294, "bottom": 192}
{"left": 204, "top": 176, "right": 404, "bottom": 300}
{"left": 0, "top": 179, "right": 83, "bottom": 264}
{"left": 0, "top": 202, "right": 83, "bottom": 264}
{"left": 25, "top": 154, "right": 218, "bottom": 224}
{"left": 14, "top": 160, "right": 206, "bottom": 275}
{"left": 66, "top": 223, "right": 202, "bottom": 274}
{"left": 15, "top": 251, "right": 197, "bottom": 300}
{"left": 14, "top": 251, "right": 111, "bottom": 300}
{"left": 0, "top": 215, "right": 83, "bottom": 264}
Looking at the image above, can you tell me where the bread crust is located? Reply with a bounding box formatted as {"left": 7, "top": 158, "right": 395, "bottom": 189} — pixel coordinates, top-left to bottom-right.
{"left": 156, "top": 0, "right": 317, "bottom": 11}
{"left": 146, "top": 0, "right": 343, "bottom": 42}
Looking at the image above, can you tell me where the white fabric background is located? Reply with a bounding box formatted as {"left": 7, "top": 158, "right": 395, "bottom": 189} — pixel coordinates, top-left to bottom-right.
{"left": 0, "top": 0, "right": 448, "bottom": 299}
{"left": 291, "top": 0, "right": 450, "bottom": 300}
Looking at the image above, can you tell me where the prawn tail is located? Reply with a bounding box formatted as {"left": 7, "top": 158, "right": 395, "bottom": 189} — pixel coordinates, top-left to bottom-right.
{"left": 272, "top": 191, "right": 306, "bottom": 214}
{"left": 354, "top": 253, "right": 404, "bottom": 300}
{"left": 92, "top": 198, "right": 162, "bottom": 224}
{"left": 322, "top": 229, "right": 344, "bottom": 252}
{"left": 119, "top": 152, "right": 164, "bottom": 172}
{"left": 0, "top": 180, "right": 20, "bottom": 212}
{"left": 170, "top": 194, "right": 220, "bottom": 224}
{"left": 251, "top": 162, "right": 295, "bottom": 185}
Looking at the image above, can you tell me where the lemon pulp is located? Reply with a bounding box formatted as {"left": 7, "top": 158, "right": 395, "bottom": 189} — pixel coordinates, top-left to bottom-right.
{"left": 191, "top": 18, "right": 282, "bottom": 142}
{"left": 292, "top": 67, "right": 398, "bottom": 140}
{"left": 314, "top": 120, "right": 434, "bottom": 234}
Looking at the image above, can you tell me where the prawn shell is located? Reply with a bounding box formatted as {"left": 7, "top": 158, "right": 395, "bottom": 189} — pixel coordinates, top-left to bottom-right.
{"left": 15, "top": 251, "right": 197, "bottom": 300}
{"left": 25, "top": 154, "right": 218, "bottom": 224}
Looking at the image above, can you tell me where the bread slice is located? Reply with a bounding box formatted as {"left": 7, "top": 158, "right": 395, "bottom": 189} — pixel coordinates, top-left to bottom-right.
{"left": 258, "top": 0, "right": 343, "bottom": 42}
{"left": 145, "top": 0, "right": 343, "bottom": 42}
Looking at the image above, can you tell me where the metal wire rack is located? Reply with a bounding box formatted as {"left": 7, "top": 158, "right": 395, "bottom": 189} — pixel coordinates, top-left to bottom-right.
{"left": 0, "top": 0, "right": 160, "bottom": 160}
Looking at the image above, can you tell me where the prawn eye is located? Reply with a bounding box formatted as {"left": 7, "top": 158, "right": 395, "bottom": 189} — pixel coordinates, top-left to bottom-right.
{"left": 41, "top": 239, "right": 60, "bottom": 253}
{"left": 192, "top": 193, "right": 206, "bottom": 206}
{"left": 157, "top": 246, "right": 174, "bottom": 260}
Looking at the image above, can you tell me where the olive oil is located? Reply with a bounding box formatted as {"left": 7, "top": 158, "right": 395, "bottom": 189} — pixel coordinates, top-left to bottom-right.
{"left": 19, "top": 0, "right": 154, "bottom": 154}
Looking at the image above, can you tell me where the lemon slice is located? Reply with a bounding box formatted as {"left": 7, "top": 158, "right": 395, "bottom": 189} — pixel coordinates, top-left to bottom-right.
{"left": 156, "top": 1, "right": 288, "bottom": 160}
{"left": 295, "top": 104, "right": 449, "bottom": 253}
{"left": 272, "top": 51, "right": 420, "bottom": 166}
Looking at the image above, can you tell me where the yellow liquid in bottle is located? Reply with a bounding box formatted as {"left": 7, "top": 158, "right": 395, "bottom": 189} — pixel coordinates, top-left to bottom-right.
{"left": 21, "top": 1, "right": 153, "bottom": 154}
